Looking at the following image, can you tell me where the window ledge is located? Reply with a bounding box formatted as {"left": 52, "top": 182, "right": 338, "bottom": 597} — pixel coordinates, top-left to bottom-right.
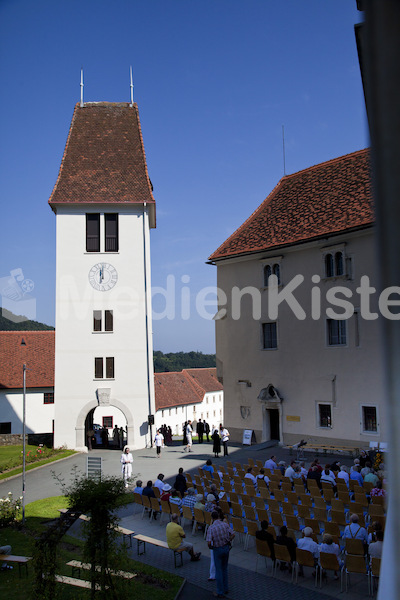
{"left": 94, "top": 378, "right": 115, "bottom": 381}
{"left": 92, "top": 331, "right": 114, "bottom": 334}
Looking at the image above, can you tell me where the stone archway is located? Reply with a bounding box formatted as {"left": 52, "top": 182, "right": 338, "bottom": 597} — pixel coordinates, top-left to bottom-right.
{"left": 76, "top": 399, "right": 135, "bottom": 451}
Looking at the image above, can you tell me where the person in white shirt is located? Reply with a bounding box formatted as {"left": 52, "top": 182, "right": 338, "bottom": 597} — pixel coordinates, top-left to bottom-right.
{"left": 154, "top": 473, "right": 165, "bottom": 493}
{"left": 297, "top": 527, "right": 319, "bottom": 576}
{"left": 337, "top": 465, "right": 350, "bottom": 488}
{"left": 320, "top": 465, "right": 337, "bottom": 490}
{"left": 299, "top": 462, "right": 308, "bottom": 479}
{"left": 284, "top": 461, "right": 297, "bottom": 482}
{"left": 319, "top": 533, "right": 342, "bottom": 579}
{"left": 244, "top": 467, "right": 257, "bottom": 486}
{"left": 184, "top": 420, "right": 193, "bottom": 452}
{"left": 219, "top": 425, "right": 230, "bottom": 456}
{"left": 256, "top": 468, "right": 270, "bottom": 485}
{"left": 369, "top": 530, "right": 384, "bottom": 559}
{"left": 120, "top": 446, "right": 133, "bottom": 488}
{"left": 154, "top": 429, "right": 164, "bottom": 457}
{"left": 264, "top": 455, "right": 278, "bottom": 472}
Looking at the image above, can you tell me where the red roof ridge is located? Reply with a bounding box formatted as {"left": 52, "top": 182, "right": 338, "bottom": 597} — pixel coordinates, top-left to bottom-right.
{"left": 281, "top": 148, "right": 369, "bottom": 182}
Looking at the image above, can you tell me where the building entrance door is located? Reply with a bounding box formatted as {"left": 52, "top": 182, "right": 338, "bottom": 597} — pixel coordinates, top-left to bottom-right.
{"left": 269, "top": 409, "right": 280, "bottom": 441}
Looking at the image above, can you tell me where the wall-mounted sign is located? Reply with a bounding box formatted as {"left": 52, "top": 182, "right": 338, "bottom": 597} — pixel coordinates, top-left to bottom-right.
{"left": 286, "top": 415, "right": 301, "bottom": 422}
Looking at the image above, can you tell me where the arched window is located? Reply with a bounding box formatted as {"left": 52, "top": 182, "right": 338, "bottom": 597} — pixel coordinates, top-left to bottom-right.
{"left": 335, "top": 251, "right": 344, "bottom": 276}
{"left": 325, "top": 253, "right": 334, "bottom": 278}
{"left": 264, "top": 264, "right": 272, "bottom": 286}
{"left": 273, "top": 264, "right": 281, "bottom": 285}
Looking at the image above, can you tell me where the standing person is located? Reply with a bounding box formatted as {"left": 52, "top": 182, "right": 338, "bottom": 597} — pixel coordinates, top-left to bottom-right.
{"left": 197, "top": 419, "right": 204, "bottom": 443}
{"left": 182, "top": 421, "right": 188, "bottom": 446}
{"left": 101, "top": 426, "right": 109, "bottom": 448}
{"left": 212, "top": 428, "right": 221, "bottom": 458}
{"left": 86, "top": 426, "right": 94, "bottom": 451}
{"left": 119, "top": 426, "right": 125, "bottom": 449}
{"left": 204, "top": 420, "right": 210, "bottom": 442}
{"left": 219, "top": 424, "right": 230, "bottom": 457}
{"left": 154, "top": 429, "right": 164, "bottom": 458}
{"left": 113, "top": 424, "right": 120, "bottom": 449}
{"left": 120, "top": 445, "right": 133, "bottom": 488}
{"left": 184, "top": 420, "right": 193, "bottom": 452}
{"left": 206, "top": 510, "right": 235, "bottom": 598}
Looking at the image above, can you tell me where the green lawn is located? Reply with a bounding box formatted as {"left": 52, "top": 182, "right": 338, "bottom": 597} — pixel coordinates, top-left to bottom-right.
{"left": 0, "top": 445, "right": 76, "bottom": 480}
{"left": 0, "top": 496, "right": 183, "bottom": 599}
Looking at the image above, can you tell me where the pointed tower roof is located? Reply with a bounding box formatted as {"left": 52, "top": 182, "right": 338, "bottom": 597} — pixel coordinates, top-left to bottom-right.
{"left": 49, "top": 102, "right": 156, "bottom": 227}
{"left": 209, "top": 148, "right": 373, "bottom": 261}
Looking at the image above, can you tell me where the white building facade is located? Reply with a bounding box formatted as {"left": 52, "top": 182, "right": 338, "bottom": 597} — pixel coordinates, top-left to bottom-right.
{"left": 209, "top": 149, "right": 386, "bottom": 448}
{"left": 49, "top": 102, "right": 156, "bottom": 451}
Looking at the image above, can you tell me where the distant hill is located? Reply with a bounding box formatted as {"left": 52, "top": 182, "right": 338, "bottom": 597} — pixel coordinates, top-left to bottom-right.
{"left": 153, "top": 350, "right": 216, "bottom": 373}
{"left": 0, "top": 308, "right": 54, "bottom": 331}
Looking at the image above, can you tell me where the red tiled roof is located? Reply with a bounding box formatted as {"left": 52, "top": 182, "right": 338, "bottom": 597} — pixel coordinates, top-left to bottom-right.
{"left": 209, "top": 149, "right": 373, "bottom": 261}
{"left": 0, "top": 331, "right": 55, "bottom": 389}
{"left": 154, "top": 368, "right": 222, "bottom": 411}
{"left": 49, "top": 102, "right": 155, "bottom": 214}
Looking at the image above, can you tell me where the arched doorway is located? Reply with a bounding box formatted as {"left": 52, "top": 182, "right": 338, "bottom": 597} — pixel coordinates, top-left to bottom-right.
{"left": 92, "top": 405, "right": 128, "bottom": 449}
{"left": 76, "top": 400, "right": 134, "bottom": 452}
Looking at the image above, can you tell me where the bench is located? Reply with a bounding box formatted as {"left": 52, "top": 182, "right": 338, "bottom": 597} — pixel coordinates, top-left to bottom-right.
{"left": 287, "top": 444, "right": 360, "bottom": 458}
{"left": 55, "top": 574, "right": 107, "bottom": 590}
{"left": 58, "top": 509, "right": 135, "bottom": 547}
{"left": 0, "top": 554, "right": 32, "bottom": 577}
{"left": 66, "top": 560, "right": 136, "bottom": 579}
{"left": 133, "top": 534, "right": 185, "bottom": 568}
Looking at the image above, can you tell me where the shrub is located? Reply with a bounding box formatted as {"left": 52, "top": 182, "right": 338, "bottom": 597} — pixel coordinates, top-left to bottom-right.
{"left": 0, "top": 492, "right": 22, "bottom": 527}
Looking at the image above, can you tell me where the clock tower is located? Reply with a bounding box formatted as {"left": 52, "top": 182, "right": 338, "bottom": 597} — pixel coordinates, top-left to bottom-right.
{"left": 49, "top": 101, "right": 156, "bottom": 451}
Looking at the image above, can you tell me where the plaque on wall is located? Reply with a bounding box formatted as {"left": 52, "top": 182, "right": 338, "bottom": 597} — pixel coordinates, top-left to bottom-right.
{"left": 97, "top": 388, "right": 111, "bottom": 406}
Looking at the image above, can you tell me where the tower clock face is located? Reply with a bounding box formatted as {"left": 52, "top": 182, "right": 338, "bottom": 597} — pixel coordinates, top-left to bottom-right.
{"left": 88, "top": 263, "right": 118, "bottom": 291}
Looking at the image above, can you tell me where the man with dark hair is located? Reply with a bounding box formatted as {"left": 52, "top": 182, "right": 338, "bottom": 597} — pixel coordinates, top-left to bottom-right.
{"left": 255, "top": 520, "right": 275, "bottom": 560}
{"left": 204, "top": 420, "right": 210, "bottom": 442}
{"left": 276, "top": 525, "right": 297, "bottom": 565}
{"left": 206, "top": 510, "right": 235, "bottom": 598}
{"left": 264, "top": 455, "right": 278, "bottom": 472}
{"left": 197, "top": 419, "right": 204, "bottom": 443}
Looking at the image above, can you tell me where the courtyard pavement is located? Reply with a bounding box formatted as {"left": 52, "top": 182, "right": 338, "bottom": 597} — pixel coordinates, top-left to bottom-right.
{"left": 0, "top": 440, "right": 372, "bottom": 599}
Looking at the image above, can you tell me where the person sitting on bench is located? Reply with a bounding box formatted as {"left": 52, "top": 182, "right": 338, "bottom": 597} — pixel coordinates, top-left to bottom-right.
{"left": 0, "top": 544, "right": 12, "bottom": 571}
{"left": 166, "top": 514, "right": 201, "bottom": 561}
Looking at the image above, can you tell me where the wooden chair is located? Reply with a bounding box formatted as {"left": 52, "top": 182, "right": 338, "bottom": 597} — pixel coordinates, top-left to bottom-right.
{"left": 323, "top": 521, "right": 341, "bottom": 538}
{"left": 181, "top": 505, "right": 194, "bottom": 529}
{"left": 219, "top": 499, "right": 230, "bottom": 516}
{"left": 344, "top": 554, "right": 369, "bottom": 594}
{"left": 259, "top": 487, "right": 270, "bottom": 500}
{"left": 257, "top": 508, "right": 269, "bottom": 523}
{"left": 337, "top": 489, "right": 350, "bottom": 504}
{"left": 363, "top": 481, "right": 374, "bottom": 494}
{"left": 231, "top": 516, "right": 246, "bottom": 547}
{"left": 312, "top": 496, "right": 326, "bottom": 509}
{"left": 270, "top": 511, "right": 284, "bottom": 531}
{"left": 152, "top": 486, "right": 161, "bottom": 499}
{"left": 245, "top": 520, "right": 259, "bottom": 550}
{"left": 281, "top": 482, "right": 292, "bottom": 495}
{"left": 203, "top": 510, "right": 212, "bottom": 537}
{"left": 273, "top": 543, "right": 293, "bottom": 578}
{"left": 244, "top": 505, "right": 257, "bottom": 522}
{"left": 307, "top": 479, "right": 320, "bottom": 494}
{"left": 345, "top": 538, "right": 365, "bottom": 555}
{"left": 304, "top": 518, "right": 321, "bottom": 536}
{"left": 298, "top": 494, "right": 313, "bottom": 507}
{"left": 297, "top": 504, "right": 311, "bottom": 521}
{"left": 313, "top": 507, "right": 328, "bottom": 523}
{"left": 226, "top": 460, "right": 233, "bottom": 469}
{"left": 245, "top": 485, "right": 257, "bottom": 497}
{"left": 321, "top": 487, "right": 334, "bottom": 503}
{"left": 370, "top": 495, "right": 385, "bottom": 506}
{"left": 229, "top": 492, "right": 239, "bottom": 504}
{"left": 267, "top": 499, "right": 280, "bottom": 513}
{"left": 133, "top": 492, "right": 143, "bottom": 514}
{"left": 151, "top": 497, "right": 161, "bottom": 519}
{"left": 274, "top": 490, "right": 285, "bottom": 503}
{"left": 141, "top": 494, "right": 152, "bottom": 518}
{"left": 269, "top": 481, "right": 280, "bottom": 495}
{"left": 369, "top": 557, "right": 381, "bottom": 595}
{"left": 368, "top": 504, "right": 385, "bottom": 519}
{"left": 254, "top": 496, "right": 266, "bottom": 511}
{"left": 231, "top": 502, "right": 243, "bottom": 518}
{"left": 294, "top": 548, "right": 317, "bottom": 584}
{"left": 248, "top": 458, "right": 255, "bottom": 467}
{"left": 330, "top": 498, "right": 345, "bottom": 513}
{"left": 241, "top": 494, "right": 252, "bottom": 507}
{"left": 256, "top": 460, "right": 263, "bottom": 470}
{"left": 256, "top": 538, "right": 273, "bottom": 573}
{"left": 286, "top": 491, "right": 298, "bottom": 505}
{"left": 285, "top": 515, "right": 301, "bottom": 534}
{"left": 192, "top": 508, "right": 206, "bottom": 535}
{"left": 330, "top": 510, "right": 347, "bottom": 527}
{"left": 318, "top": 552, "right": 343, "bottom": 591}
{"left": 159, "top": 499, "right": 171, "bottom": 524}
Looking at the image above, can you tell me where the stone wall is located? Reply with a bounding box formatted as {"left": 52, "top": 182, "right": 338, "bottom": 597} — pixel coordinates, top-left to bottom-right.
{"left": 0, "top": 434, "right": 28, "bottom": 446}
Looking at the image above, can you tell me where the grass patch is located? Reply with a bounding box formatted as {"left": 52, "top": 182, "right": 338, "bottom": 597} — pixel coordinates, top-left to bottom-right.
{"left": 0, "top": 496, "right": 182, "bottom": 599}
{"left": 0, "top": 445, "right": 76, "bottom": 481}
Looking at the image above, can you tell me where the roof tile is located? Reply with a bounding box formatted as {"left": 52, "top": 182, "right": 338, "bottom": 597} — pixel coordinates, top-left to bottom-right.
{"left": 0, "top": 331, "right": 55, "bottom": 389}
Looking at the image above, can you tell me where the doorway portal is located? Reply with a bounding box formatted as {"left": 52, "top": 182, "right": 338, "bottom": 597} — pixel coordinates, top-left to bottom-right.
{"left": 268, "top": 409, "right": 280, "bottom": 441}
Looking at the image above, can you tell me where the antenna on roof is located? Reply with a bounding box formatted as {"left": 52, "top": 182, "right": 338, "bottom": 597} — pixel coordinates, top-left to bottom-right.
{"left": 80, "top": 68, "right": 84, "bottom": 107}
{"left": 282, "top": 125, "right": 286, "bottom": 176}
{"left": 130, "top": 66, "right": 134, "bottom": 106}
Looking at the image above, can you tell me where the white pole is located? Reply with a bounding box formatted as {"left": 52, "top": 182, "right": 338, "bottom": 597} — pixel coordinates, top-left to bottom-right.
{"left": 130, "top": 66, "right": 134, "bottom": 106}
{"left": 80, "top": 69, "right": 84, "bottom": 107}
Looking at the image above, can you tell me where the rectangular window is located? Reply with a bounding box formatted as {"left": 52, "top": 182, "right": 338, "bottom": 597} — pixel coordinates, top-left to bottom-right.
{"left": 105, "top": 310, "right": 113, "bottom": 332}
{"left": 327, "top": 319, "right": 347, "bottom": 346}
{"left": 193, "top": 405, "right": 196, "bottom": 412}
{"left": 44, "top": 392, "right": 54, "bottom": 405}
{"left": 106, "top": 357, "right": 114, "bottom": 379}
{"left": 262, "top": 322, "right": 277, "bottom": 349}
{"left": 319, "top": 404, "right": 332, "bottom": 428}
{"left": 95, "top": 357, "right": 103, "bottom": 379}
{"left": 93, "top": 310, "right": 102, "bottom": 332}
{"left": 102, "top": 416, "right": 113, "bottom": 429}
{"left": 162, "top": 410, "right": 164, "bottom": 418}
{"left": 86, "top": 214, "right": 100, "bottom": 252}
{"left": 363, "top": 406, "right": 377, "bottom": 432}
{"left": 105, "top": 213, "right": 119, "bottom": 252}
{"left": 0, "top": 422, "right": 11, "bottom": 434}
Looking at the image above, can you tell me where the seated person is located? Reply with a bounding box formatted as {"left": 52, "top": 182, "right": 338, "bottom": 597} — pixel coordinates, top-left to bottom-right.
{"left": 292, "top": 465, "right": 303, "bottom": 483}
{"left": 307, "top": 465, "right": 322, "bottom": 489}
{"left": 160, "top": 483, "right": 172, "bottom": 502}
{"left": 343, "top": 513, "right": 368, "bottom": 545}
{"left": 194, "top": 493, "right": 205, "bottom": 511}
{"left": 0, "top": 543, "right": 12, "bottom": 571}
{"left": 154, "top": 473, "right": 165, "bottom": 493}
{"left": 297, "top": 527, "right": 319, "bottom": 575}
{"left": 299, "top": 462, "right": 308, "bottom": 479}
{"left": 350, "top": 465, "right": 364, "bottom": 487}
{"left": 364, "top": 469, "right": 379, "bottom": 487}
{"left": 209, "top": 483, "right": 219, "bottom": 504}
{"left": 244, "top": 466, "right": 257, "bottom": 486}
{"left": 368, "top": 521, "right": 383, "bottom": 544}
{"left": 133, "top": 479, "right": 143, "bottom": 495}
{"left": 319, "top": 533, "right": 341, "bottom": 580}
{"left": 166, "top": 513, "right": 201, "bottom": 561}
{"left": 174, "top": 467, "right": 187, "bottom": 497}
{"left": 337, "top": 465, "right": 350, "bottom": 488}
{"left": 203, "top": 459, "right": 214, "bottom": 475}
{"left": 264, "top": 455, "right": 278, "bottom": 472}
{"left": 368, "top": 530, "right": 384, "bottom": 559}
{"left": 181, "top": 487, "right": 197, "bottom": 516}
{"left": 142, "top": 480, "right": 155, "bottom": 499}
{"left": 256, "top": 468, "right": 270, "bottom": 485}
{"left": 284, "top": 460, "right": 297, "bottom": 482}
{"left": 204, "top": 494, "right": 217, "bottom": 513}
{"left": 275, "top": 525, "right": 297, "bottom": 570}
{"left": 169, "top": 489, "right": 183, "bottom": 514}
{"left": 320, "top": 465, "right": 337, "bottom": 493}
{"left": 255, "top": 520, "right": 275, "bottom": 560}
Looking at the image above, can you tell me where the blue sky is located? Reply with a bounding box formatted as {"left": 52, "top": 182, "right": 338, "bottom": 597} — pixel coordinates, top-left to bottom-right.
{"left": 0, "top": 0, "right": 368, "bottom": 353}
